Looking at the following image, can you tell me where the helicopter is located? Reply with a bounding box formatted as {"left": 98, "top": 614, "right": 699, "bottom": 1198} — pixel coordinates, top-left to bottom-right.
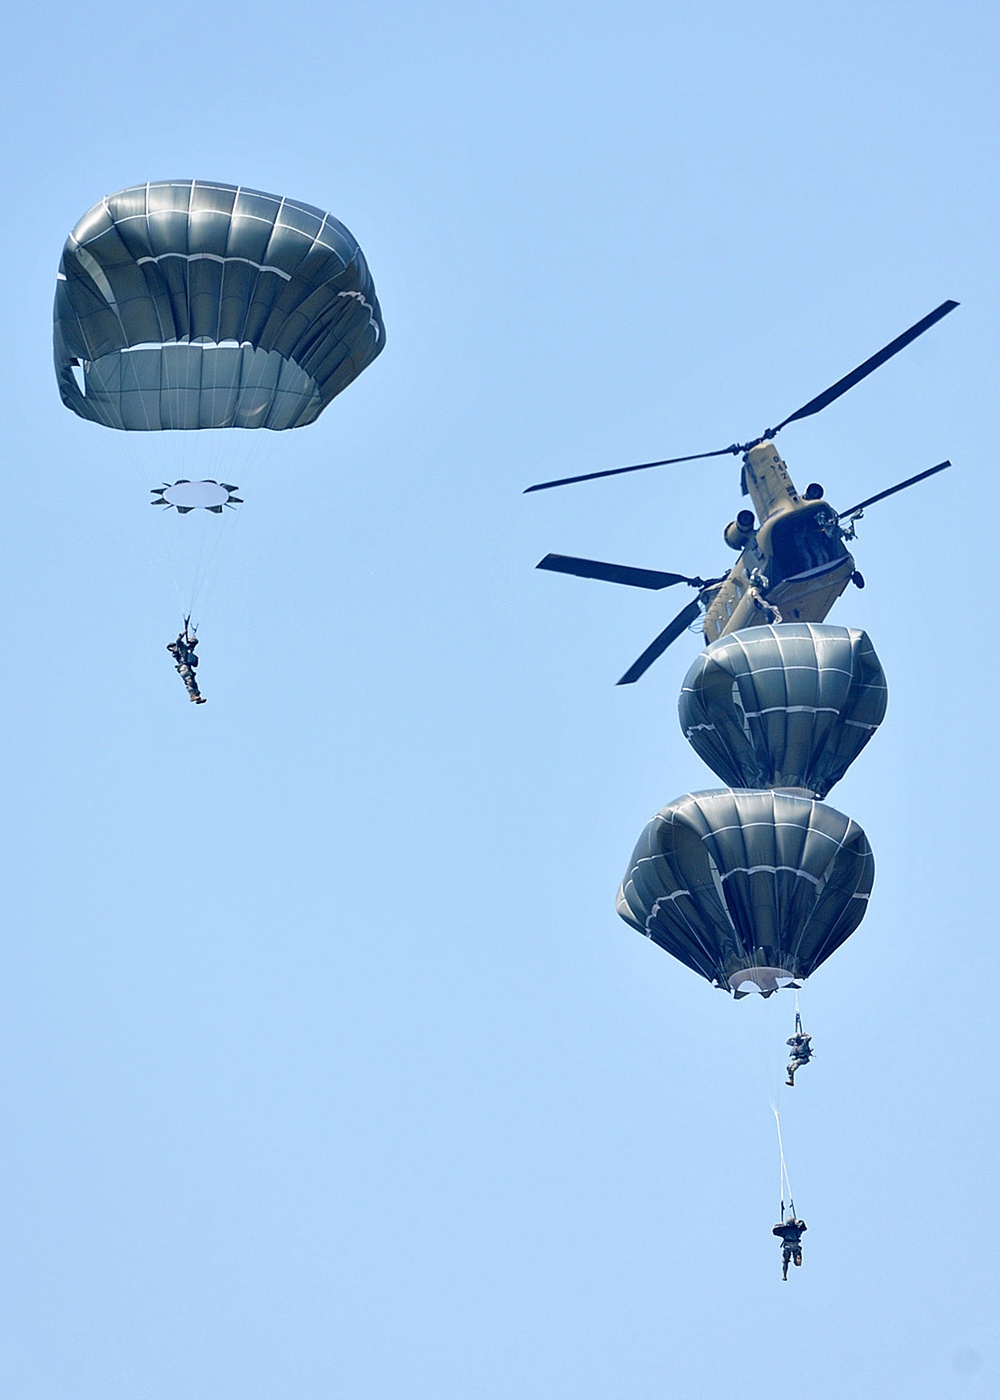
{"left": 526, "top": 300, "right": 957, "bottom": 684}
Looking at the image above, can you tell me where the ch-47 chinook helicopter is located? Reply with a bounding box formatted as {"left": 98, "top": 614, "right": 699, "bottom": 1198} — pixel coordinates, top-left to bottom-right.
{"left": 526, "top": 301, "right": 957, "bottom": 684}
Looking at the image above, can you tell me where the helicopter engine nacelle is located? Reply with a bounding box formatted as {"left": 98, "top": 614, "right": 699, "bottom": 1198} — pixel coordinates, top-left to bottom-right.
{"left": 724, "top": 510, "right": 756, "bottom": 551}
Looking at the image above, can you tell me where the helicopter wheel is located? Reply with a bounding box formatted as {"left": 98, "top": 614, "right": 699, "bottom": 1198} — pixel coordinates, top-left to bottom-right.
{"left": 852, "top": 570, "right": 866, "bottom": 589}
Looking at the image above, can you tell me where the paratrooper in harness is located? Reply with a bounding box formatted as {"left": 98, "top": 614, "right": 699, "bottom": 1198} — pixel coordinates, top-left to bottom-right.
{"left": 167, "top": 623, "right": 206, "bottom": 704}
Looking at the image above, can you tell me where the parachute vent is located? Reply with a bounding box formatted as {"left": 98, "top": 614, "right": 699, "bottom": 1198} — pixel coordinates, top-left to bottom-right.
{"left": 728, "top": 966, "right": 798, "bottom": 998}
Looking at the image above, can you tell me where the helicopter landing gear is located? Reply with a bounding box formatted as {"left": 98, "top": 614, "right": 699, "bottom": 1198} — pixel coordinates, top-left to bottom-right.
{"left": 851, "top": 570, "right": 866, "bottom": 589}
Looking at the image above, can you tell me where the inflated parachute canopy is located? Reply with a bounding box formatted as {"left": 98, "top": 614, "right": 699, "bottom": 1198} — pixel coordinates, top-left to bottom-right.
{"left": 678, "top": 624, "right": 887, "bottom": 799}
{"left": 54, "top": 180, "right": 384, "bottom": 431}
{"left": 616, "top": 789, "right": 874, "bottom": 996}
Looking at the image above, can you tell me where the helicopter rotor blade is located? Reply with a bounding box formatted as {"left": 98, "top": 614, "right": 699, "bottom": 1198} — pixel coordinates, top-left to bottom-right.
{"left": 838, "top": 460, "right": 952, "bottom": 519}
{"left": 617, "top": 599, "right": 704, "bottom": 686}
{"left": 537, "top": 554, "right": 706, "bottom": 590}
{"left": 768, "top": 300, "right": 958, "bottom": 436}
{"left": 523, "top": 445, "right": 740, "bottom": 494}
{"left": 525, "top": 302, "right": 957, "bottom": 495}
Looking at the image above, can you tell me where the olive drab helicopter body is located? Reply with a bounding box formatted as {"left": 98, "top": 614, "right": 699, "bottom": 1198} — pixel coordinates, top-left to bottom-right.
{"left": 699, "top": 440, "right": 856, "bottom": 643}
{"left": 527, "top": 301, "right": 957, "bottom": 683}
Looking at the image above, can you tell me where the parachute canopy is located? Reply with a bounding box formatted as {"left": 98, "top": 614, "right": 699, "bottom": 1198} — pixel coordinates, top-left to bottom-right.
{"left": 679, "top": 624, "right": 887, "bottom": 799}
{"left": 616, "top": 789, "right": 874, "bottom": 995}
{"left": 54, "top": 180, "right": 384, "bottom": 431}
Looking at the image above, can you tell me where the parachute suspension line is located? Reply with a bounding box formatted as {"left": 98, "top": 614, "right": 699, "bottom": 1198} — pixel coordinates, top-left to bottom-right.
{"left": 773, "top": 1104, "right": 795, "bottom": 1218}
{"left": 184, "top": 477, "right": 249, "bottom": 625}
{"left": 733, "top": 974, "right": 787, "bottom": 1117}
{"left": 169, "top": 544, "right": 191, "bottom": 624}
{"left": 122, "top": 331, "right": 156, "bottom": 433}
{"left": 188, "top": 502, "right": 218, "bottom": 618}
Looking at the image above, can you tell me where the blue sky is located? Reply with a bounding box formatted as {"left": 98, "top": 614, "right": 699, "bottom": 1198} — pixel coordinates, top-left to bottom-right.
{"left": 2, "top": 2, "right": 997, "bottom": 1396}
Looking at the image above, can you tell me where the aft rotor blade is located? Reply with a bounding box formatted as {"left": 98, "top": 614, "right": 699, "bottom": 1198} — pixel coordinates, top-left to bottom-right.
{"left": 839, "top": 460, "right": 952, "bottom": 518}
{"left": 617, "top": 599, "right": 703, "bottom": 685}
{"left": 770, "top": 301, "right": 958, "bottom": 435}
{"left": 537, "top": 554, "right": 704, "bottom": 590}
{"left": 524, "top": 445, "right": 739, "bottom": 494}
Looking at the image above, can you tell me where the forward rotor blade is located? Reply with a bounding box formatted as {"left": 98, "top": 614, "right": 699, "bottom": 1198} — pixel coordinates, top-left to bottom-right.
{"left": 770, "top": 300, "right": 958, "bottom": 435}
{"left": 537, "top": 554, "right": 703, "bottom": 590}
{"left": 838, "top": 460, "right": 952, "bottom": 518}
{"left": 617, "top": 599, "right": 703, "bottom": 685}
{"left": 524, "top": 445, "right": 739, "bottom": 494}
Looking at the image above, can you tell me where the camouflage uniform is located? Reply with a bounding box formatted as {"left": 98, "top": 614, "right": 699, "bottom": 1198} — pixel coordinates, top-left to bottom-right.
{"left": 785, "top": 1032, "right": 812, "bottom": 1086}
{"left": 772, "top": 1217, "right": 806, "bottom": 1279}
{"left": 167, "top": 633, "right": 206, "bottom": 704}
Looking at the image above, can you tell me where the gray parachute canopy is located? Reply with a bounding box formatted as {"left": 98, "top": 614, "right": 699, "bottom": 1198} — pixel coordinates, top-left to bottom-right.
{"left": 678, "top": 624, "right": 888, "bottom": 799}
{"left": 616, "top": 789, "right": 874, "bottom": 995}
{"left": 54, "top": 180, "right": 384, "bottom": 431}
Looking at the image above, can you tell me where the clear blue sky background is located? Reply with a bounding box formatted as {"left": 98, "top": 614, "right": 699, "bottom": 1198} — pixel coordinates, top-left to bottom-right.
{"left": 2, "top": 3, "right": 997, "bottom": 1397}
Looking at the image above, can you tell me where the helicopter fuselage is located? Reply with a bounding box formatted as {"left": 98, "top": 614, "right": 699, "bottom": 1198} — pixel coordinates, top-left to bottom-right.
{"left": 701, "top": 441, "right": 855, "bottom": 643}
{"left": 529, "top": 299, "right": 955, "bottom": 683}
